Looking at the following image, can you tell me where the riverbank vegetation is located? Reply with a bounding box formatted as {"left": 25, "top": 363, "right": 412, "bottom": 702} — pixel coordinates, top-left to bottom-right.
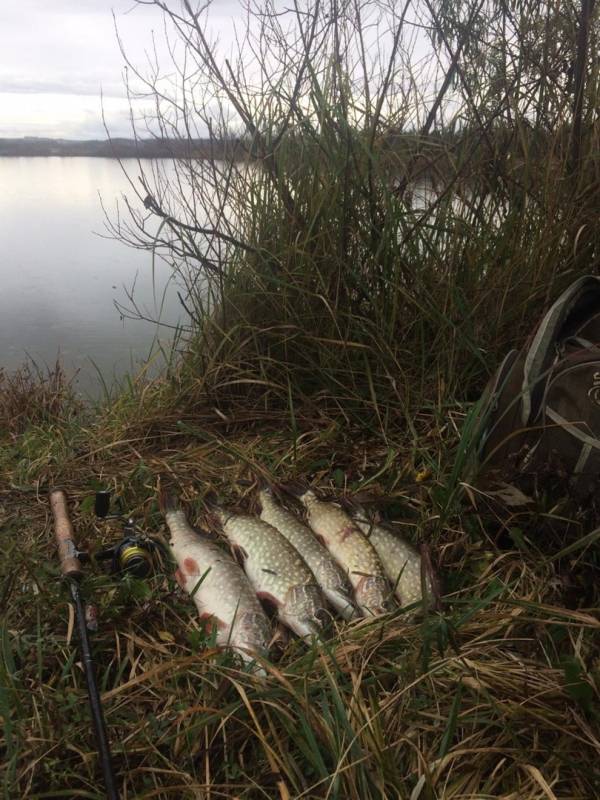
{"left": 2, "top": 0, "right": 600, "bottom": 797}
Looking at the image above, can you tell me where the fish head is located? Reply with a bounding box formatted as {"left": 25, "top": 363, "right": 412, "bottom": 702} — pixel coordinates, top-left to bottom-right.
{"left": 233, "top": 609, "right": 271, "bottom": 659}
{"left": 281, "top": 583, "right": 328, "bottom": 640}
{"left": 355, "top": 575, "right": 394, "bottom": 616}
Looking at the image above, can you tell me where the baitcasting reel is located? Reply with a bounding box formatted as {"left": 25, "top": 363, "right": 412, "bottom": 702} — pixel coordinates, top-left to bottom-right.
{"left": 93, "top": 490, "right": 167, "bottom": 578}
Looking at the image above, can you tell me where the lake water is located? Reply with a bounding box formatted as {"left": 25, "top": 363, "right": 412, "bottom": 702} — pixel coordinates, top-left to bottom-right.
{"left": 0, "top": 157, "right": 185, "bottom": 398}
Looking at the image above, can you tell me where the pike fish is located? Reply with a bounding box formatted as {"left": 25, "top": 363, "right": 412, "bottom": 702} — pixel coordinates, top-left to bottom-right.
{"left": 162, "top": 497, "right": 271, "bottom": 667}
{"left": 351, "top": 505, "right": 431, "bottom": 612}
{"left": 297, "top": 490, "right": 393, "bottom": 616}
{"left": 215, "top": 507, "right": 328, "bottom": 640}
{"left": 258, "top": 487, "right": 357, "bottom": 620}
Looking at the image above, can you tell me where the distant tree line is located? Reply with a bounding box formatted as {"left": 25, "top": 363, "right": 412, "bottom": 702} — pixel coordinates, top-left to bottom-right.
{"left": 0, "top": 137, "right": 244, "bottom": 159}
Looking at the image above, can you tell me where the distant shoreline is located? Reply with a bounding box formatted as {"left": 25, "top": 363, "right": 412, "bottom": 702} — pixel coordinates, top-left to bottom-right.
{"left": 0, "top": 137, "right": 243, "bottom": 159}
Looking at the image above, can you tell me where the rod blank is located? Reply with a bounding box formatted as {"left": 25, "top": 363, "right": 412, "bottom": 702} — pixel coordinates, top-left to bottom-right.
{"left": 49, "top": 488, "right": 120, "bottom": 800}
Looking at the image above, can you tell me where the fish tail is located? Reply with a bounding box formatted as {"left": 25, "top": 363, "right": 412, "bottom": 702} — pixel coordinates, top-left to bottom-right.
{"left": 280, "top": 479, "right": 311, "bottom": 499}
{"left": 341, "top": 496, "right": 364, "bottom": 513}
{"left": 255, "top": 473, "right": 275, "bottom": 492}
{"left": 158, "top": 487, "right": 179, "bottom": 514}
{"left": 256, "top": 479, "right": 276, "bottom": 510}
{"left": 342, "top": 498, "right": 376, "bottom": 528}
{"left": 298, "top": 488, "right": 318, "bottom": 507}
{"left": 204, "top": 495, "right": 232, "bottom": 525}
{"left": 203, "top": 491, "right": 221, "bottom": 513}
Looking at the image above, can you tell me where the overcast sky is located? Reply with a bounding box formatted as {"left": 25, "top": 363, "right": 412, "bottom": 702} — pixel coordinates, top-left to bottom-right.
{"left": 0, "top": 0, "right": 243, "bottom": 139}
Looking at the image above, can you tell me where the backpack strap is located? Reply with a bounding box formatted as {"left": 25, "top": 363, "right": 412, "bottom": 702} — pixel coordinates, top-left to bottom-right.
{"left": 545, "top": 405, "right": 600, "bottom": 475}
{"left": 567, "top": 336, "right": 596, "bottom": 349}
{"left": 521, "top": 276, "right": 600, "bottom": 425}
{"left": 477, "top": 348, "right": 519, "bottom": 447}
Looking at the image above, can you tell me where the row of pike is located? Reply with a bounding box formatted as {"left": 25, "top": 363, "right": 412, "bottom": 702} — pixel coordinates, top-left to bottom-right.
{"left": 162, "top": 486, "right": 433, "bottom": 667}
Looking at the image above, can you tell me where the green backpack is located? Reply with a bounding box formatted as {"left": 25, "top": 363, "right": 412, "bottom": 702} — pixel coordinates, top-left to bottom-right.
{"left": 477, "top": 275, "right": 600, "bottom": 497}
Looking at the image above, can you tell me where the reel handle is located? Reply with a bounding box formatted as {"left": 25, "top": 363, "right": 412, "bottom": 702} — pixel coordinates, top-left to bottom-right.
{"left": 49, "top": 489, "right": 83, "bottom": 579}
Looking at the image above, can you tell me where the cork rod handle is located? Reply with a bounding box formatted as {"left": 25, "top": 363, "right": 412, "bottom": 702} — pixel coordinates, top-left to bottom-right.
{"left": 49, "top": 489, "right": 83, "bottom": 579}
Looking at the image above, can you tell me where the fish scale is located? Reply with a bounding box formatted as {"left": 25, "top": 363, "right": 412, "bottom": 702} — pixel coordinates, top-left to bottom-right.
{"left": 163, "top": 504, "right": 271, "bottom": 668}
{"left": 298, "top": 490, "right": 394, "bottom": 616}
{"left": 258, "top": 487, "right": 357, "bottom": 620}
{"left": 351, "top": 505, "right": 431, "bottom": 613}
{"left": 215, "top": 508, "right": 328, "bottom": 640}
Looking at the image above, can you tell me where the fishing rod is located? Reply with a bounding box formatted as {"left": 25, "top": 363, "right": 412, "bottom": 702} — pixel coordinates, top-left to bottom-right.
{"left": 49, "top": 488, "right": 120, "bottom": 800}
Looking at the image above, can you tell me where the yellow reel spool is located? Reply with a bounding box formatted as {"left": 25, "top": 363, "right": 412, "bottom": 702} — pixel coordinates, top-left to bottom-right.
{"left": 117, "top": 543, "right": 154, "bottom": 578}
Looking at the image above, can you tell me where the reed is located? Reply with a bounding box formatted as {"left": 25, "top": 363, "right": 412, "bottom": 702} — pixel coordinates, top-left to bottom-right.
{"left": 107, "top": 0, "right": 600, "bottom": 444}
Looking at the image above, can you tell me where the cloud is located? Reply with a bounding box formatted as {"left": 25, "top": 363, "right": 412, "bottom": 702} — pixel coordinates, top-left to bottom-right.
{"left": 0, "top": 0, "right": 265, "bottom": 138}
{"left": 0, "top": 0, "right": 161, "bottom": 136}
{"left": 0, "top": 92, "right": 136, "bottom": 139}
{"left": 0, "top": 75, "right": 125, "bottom": 99}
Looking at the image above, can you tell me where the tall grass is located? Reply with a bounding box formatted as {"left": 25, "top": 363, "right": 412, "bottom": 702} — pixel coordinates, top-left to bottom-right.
{"left": 0, "top": 361, "right": 80, "bottom": 437}
{"left": 107, "top": 0, "right": 600, "bottom": 442}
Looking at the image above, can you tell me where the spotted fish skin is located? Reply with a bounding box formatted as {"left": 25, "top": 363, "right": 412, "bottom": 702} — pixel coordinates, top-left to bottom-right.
{"left": 215, "top": 509, "right": 327, "bottom": 640}
{"left": 163, "top": 505, "right": 271, "bottom": 667}
{"left": 298, "top": 491, "right": 393, "bottom": 616}
{"left": 258, "top": 487, "right": 357, "bottom": 620}
{"left": 351, "top": 505, "right": 431, "bottom": 613}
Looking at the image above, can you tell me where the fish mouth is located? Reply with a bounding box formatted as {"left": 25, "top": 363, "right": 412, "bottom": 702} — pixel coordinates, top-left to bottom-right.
{"left": 324, "top": 588, "right": 359, "bottom": 620}
{"left": 231, "top": 645, "right": 268, "bottom": 678}
{"left": 360, "top": 604, "right": 392, "bottom": 617}
{"left": 282, "top": 615, "right": 323, "bottom": 640}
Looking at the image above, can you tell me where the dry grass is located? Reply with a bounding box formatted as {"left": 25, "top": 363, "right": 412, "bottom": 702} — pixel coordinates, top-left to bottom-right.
{"left": 1, "top": 371, "right": 599, "bottom": 799}
{"left": 0, "top": 361, "right": 79, "bottom": 438}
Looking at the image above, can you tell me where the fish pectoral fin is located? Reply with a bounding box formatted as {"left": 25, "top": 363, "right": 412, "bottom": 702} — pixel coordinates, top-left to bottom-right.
{"left": 174, "top": 568, "right": 186, "bottom": 589}
{"left": 199, "top": 612, "right": 227, "bottom": 632}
